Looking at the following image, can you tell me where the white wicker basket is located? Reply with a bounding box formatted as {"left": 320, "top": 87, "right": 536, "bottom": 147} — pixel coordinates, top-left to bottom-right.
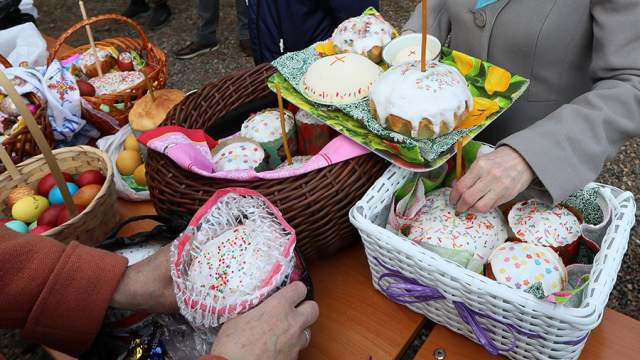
{"left": 349, "top": 165, "right": 636, "bottom": 360}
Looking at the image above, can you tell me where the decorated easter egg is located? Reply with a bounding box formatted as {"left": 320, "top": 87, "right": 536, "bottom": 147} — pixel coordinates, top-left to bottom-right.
{"left": 77, "top": 79, "right": 96, "bottom": 97}
{"left": 6, "top": 186, "right": 36, "bottom": 208}
{"left": 5, "top": 220, "right": 28, "bottom": 233}
{"left": 12, "top": 195, "right": 49, "bottom": 223}
{"left": 31, "top": 225, "right": 53, "bottom": 234}
{"left": 73, "top": 184, "right": 102, "bottom": 207}
{"left": 123, "top": 134, "right": 139, "bottom": 151}
{"left": 37, "top": 172, "right": 73, "bottom": 196}
{"left": 116, "top": 150, "right": 142, "bottom": 176}
{"left": 57, "top": 205, "right": 86, "bottom": 226}
{"left": 38, "top": 204, "right": 65, "bottom": 227}
{"left": 133, "top": 164, "right": 146, "bottom": 186}
{"left": 75, "top": 170, "right": 106, "bottom": 188}
{"left": 48, "top": 182, "right": 79, "bottom": 205}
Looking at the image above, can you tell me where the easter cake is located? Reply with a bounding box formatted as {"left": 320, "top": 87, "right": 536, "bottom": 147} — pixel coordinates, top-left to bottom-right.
{"left": 211, "top": 137, "right": 266, "bottom": 172}
{"left": 331, "top": 14, "right": 395, "bottom": 63}
{"left": 369, "top": 61, "right": 473, "bottom": 139}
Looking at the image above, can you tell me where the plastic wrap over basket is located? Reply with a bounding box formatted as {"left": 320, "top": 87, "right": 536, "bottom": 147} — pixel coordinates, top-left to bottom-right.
{"left": 171, "top": 188, "right": 296, "bottom": 328}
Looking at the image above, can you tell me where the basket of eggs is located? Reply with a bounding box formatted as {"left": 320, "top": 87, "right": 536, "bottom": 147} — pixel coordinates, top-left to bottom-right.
{"left": 0, "top": 54, "right": 55, "bottom": 167}
{"left": 146, "top": 64, "right": 388, "bottom": 263}
{"left": 0, "top": 71, "right": 117, "bottom": 246}
{"left": 48, "top": 14, "right": 167, "bottom": 135}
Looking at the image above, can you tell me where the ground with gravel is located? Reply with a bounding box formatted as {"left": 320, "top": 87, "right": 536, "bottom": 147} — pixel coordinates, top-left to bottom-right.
{"left": 2, "top": 0, "right": 639, "bottom": 358}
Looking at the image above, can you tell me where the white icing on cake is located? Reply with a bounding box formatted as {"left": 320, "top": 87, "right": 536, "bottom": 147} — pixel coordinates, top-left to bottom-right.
{"left": 88, "top": 71, "right": 144, "bottom": 95}
{"left": 332, "top": 15, "right": 394, "bottom": 56}
{"left": 79, "top": 48, "right": 113, "bottom": 73}
{"left": 301, "top": 53, "right": 382, "bottom": 105}
{"left": 295, "top": 110, "right": 324, "bottom": 125}
{"left": 188, "top": 225, "right": 264, "bottom": 297}
{"left": 489, "top": 242, "right": 567, "bottom": 294}
{"left": 369, "top": 61, "right": 473, "bottom": 138}
{"left": 408, "top": 188, "right": 508, "bottom": 265}
{"left": 276, "top": 155, "right": 312, "bottom": 170}
{"left": 212, "top": 139, "right": 265, "bottom": 172}
{"left": 508, "top": 199, "right": 582, "bottom": 247}
{"left": 393, "top": 45, "right": 421, "bottom": 65}
{"left": 241, "top": 109, "right": 294, "bottom": 143}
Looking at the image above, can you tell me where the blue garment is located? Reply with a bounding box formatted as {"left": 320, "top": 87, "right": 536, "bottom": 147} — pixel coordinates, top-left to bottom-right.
{"left": 247, "top": 0, "right": 379, "bottom": 64}
{"left": 475, "top": 0, "right": 498, "bottom": 9}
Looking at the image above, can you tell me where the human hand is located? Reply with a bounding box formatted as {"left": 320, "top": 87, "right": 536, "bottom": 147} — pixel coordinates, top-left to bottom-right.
{"left": 210, "top": 282, "right": 319, "bottom": 360}
{"left": 110, "top": 244, "right": 178, "bottom": 313}
{"left": 450, "top": 146, "right": 535, "bottom": 213}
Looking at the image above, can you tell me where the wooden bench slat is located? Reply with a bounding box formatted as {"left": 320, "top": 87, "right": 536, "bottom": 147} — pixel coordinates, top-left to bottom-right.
{"left": 415, "top": 308, "right": 640, "bottom": 359}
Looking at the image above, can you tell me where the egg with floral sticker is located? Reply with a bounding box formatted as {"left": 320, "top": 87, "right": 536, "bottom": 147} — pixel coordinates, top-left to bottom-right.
{"left": 211, "top": 137, "right": 265, "bottom": 172}
{"left": 487, "top": 242, "right": 567, "bottom": 296}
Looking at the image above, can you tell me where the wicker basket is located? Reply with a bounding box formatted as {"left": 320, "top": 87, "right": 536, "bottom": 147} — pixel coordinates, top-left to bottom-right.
{"left": 0, "top": 54, "right": 55, "bottom": 167}
{"left": 146, "top": 64, "right": 388, "bottom": 263}
{"left": 48, "top": 14, "right": 168, "bottom": 134}
{"left": 0, "top": 146, "right": 117, "bottom": 246}
{"left": 350, "top": 165, "right": 636, "bottom": 360}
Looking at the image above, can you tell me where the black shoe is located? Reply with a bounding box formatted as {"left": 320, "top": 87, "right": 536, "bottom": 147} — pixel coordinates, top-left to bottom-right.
{"left": 173, "top": 41, "right": 219, "bottom": 59}
{"left": 149, "top": 4, "right": 171, "bottom": 30}
{"left": 239, "top": 38, "right": 253, "bottom": 57}
{"left": 121, "top": 0, "right": 150, "bottom": 18}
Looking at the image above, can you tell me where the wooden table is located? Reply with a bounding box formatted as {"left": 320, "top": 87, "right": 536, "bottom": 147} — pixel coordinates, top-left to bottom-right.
{"left": 415, "top": 308, "right": 640, "bottom": 359}
{"left": 46, "top": 199, "right": 424, "bottom": 359}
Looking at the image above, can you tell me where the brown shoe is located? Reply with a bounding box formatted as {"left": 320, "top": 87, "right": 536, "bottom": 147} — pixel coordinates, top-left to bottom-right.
{"left": 239, "top": 39, "right": 253, "bottom": 57}
{"left": 173, "top": 41, "right": 219, "bottom": 60}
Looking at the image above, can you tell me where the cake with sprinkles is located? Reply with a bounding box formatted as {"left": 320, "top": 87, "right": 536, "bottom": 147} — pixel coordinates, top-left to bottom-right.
{"left": 407, "top": 187, "right": 508, "bottom": 272}
{"left": 508, "top": 199, "right": 582, "bottom": 248}
{"left": 301, "top": 53, "right": 382, "bottom": 105}
{"left": 240, "top": 109, "right": 297, "bottom": 169}
{"left": 487, "top": 242, "right": 567, "bottom": 295}
{"left": 369, "top": 61, "right": 473, "bottom": 139}
{"left": 211, "top": 137, "right": 265, "bottom": 172}
{"left": 89, "top": 71, "right": 145, "bottom": 96}
{"left": 79, "top": 47, "right": 116, "bottom": 78}
{"left": 331, "top": 14, "right": 395, "bottom": 63}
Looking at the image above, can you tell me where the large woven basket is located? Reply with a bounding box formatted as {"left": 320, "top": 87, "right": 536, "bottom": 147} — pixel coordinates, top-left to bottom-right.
{"left": 0, "top": 146, "right": 118, "bottom": 246}
{"left": 146, "top": 63, "right": 388, "bottom": 263}
{"left": 350, "top": 166, "right": 636, "bottom": 360}
{"left": 48, "top": 14, "right": 167, "bottom": 135}
{"left": 0, "top": 55, "right": 55, "bottom": 167}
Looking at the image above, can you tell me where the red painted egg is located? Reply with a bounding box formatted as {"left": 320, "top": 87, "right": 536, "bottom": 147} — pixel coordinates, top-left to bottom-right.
{"left": 77, "top": 79, "right": 96, "bottom": 97}
{"left": 75, "top": 170, "right": 106, "bottom": 188}
{"left": 117, "top": 52, "right": 134, "bottom": 71}
{"left": 56, "top": 206, "right": 86, "bottom": 226}
{"left": 30, "top": 225, "right": 53, "bottom": 234}
{"left": 37, "top": 172, "right": 73, "bottom": 196}
{"left": 38, "top": 204, "right": 65, "bottom": 227}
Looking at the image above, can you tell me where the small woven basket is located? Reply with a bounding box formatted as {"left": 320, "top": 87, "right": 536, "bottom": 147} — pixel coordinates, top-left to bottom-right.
{"left": 0, "top": 54, "right": 55, "bottom": 167}
{"left": 350, "top": 166, "right": 636, "bottom": 360}
{"left": 48, "top": 14, "right": 167, "bottom": 134}
{"left": 0, "top": 146, "right": 117, "bottom": 246}
{"left": 146, "top": 64, "right": 388, "bottom": 263}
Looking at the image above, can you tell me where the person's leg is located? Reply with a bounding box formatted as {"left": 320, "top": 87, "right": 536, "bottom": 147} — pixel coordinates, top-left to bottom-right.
{"left": 235, "top": 0, "right": 252, "bottom": 57}
{"left": 174, "top": 0, "right": 220, "bottom": 59}
{"left": 149, "top": 0, "right": 171, "bottom": 29}
{"left": 122, "top": 0, "right": 150, "bottom": 18}
{"left": 195, "top": 0, "right": 221, "bottom": 46}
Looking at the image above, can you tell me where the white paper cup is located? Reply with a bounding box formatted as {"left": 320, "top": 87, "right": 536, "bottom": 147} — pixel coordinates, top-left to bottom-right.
{"left": 383, "top": 33, "right": 442, "bottom": 67}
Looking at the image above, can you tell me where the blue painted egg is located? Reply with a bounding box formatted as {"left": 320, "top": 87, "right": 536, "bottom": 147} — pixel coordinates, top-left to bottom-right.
{"left": 48, "top": 182, "right": 79, "bottom": 205}
{"left": 5, "top": 220, "right": 28, "bottom": 233}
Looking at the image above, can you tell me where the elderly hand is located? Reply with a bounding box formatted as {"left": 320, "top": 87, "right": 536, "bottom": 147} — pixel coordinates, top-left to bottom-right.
{"left": 110, "top": 244, "right": 178, "bottom": 314}
{"left": 450, "top": 146, "right": 535, "bottom": 213}
{"left": 210, "top": 281, "right": 319, "bottom": 360}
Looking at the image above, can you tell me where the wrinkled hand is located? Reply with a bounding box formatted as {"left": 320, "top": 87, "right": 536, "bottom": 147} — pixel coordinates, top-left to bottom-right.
{"left": 450, "top": 146, "right": 535, "bottom": 213}
{"left": 111, "top": 244, "right": 178, "bottom": 313}
{"left": 211, "top": 282, "right": 319, "bottom": 360}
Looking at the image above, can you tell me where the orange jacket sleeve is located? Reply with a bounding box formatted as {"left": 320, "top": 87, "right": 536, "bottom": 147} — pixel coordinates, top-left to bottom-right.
{"left": 0, "top": 226, "right": 128, "bottom": 356}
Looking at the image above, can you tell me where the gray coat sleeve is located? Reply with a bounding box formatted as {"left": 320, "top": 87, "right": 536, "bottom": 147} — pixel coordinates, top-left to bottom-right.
{"left": 499, "top": 0, "right": 640, "bottom": 203}
{"left": 402, "top": 1, "right": 450, "bottom": 43}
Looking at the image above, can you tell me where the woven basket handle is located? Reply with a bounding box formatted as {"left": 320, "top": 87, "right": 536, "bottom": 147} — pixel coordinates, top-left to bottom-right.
{"left": 48, "top": 14, "right": 151, "bottom": 64}
{"left": 0, "top": 70, "right": 78, "bottom": 216}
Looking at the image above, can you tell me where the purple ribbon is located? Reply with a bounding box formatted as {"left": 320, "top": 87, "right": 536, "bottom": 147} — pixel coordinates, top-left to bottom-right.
{"left": 375, "top": 259, "right": 587, "bottom": 356}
